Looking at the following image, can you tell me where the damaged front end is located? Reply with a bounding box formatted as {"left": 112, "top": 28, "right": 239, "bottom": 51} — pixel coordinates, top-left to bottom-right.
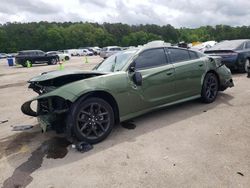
{"left": 21, "top": 96, "right": 71, "bottom": 133}
{"left": 21, "top": 70, "right": 105, "bottom": 133}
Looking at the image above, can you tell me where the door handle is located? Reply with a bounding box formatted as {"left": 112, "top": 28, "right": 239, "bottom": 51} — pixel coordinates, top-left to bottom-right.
{"left": 166, "top": 68, "right": 174, "bottom": 76}
{"left": 199, "top": 64, "right": 203, "bottom": 67}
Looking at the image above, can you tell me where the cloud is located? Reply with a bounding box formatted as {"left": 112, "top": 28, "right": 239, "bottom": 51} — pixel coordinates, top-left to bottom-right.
{"left": 0, "top": 0, "right": 60, "bottom": 15}
{"left": 0, "top": 0, "right": 250, "bottom": 27}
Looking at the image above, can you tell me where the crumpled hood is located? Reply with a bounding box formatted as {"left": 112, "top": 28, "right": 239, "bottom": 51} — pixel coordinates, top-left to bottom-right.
{"left": 29, "top": 69, "right": 107, "bottom": 82}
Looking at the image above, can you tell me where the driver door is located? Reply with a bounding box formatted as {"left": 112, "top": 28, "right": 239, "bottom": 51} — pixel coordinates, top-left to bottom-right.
{"left": 127, "top": 48, "right": 176, "bottom": 113}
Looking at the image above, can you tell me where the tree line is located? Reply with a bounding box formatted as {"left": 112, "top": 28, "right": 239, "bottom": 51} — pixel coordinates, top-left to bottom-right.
{"left": 1, "top": 22, "right": 250, "bottom": 53}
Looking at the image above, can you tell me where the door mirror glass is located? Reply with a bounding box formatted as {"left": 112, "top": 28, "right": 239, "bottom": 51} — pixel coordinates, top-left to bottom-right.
{"left": 133, "top": 71, "right": 142, "bottom": 86}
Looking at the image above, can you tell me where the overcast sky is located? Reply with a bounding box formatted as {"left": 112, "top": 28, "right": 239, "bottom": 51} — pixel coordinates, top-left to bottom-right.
{"left": 0, "top": 0, "right": 249, "bottom": 28}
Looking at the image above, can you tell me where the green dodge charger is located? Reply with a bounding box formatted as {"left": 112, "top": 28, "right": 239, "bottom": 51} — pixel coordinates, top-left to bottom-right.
{"left": 22, "top": 41, "right": 234, "bottom": 143}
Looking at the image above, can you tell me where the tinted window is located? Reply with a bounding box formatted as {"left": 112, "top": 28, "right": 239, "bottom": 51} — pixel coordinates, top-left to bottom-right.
{"left": 245, "top": 42, "right": 250, "bottom": 49}
{"left": 168, "top": 48, "right": 190, "bottom": 63}
{"left": 189, "top": 51, "right": 198, "bottom": 59}
{"left": 110, "top": 48, "right": 121, "bottom": 51}
{"left": 135, "top": 48, "right": 168, "bottom": 69}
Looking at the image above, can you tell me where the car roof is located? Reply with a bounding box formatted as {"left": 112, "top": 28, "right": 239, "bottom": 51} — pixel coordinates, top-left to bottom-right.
{"left": 19, "top": 50, "right": 43, "bottom": 53}
{"left": 207, "top": 39, "right": 250, "bottom": 51}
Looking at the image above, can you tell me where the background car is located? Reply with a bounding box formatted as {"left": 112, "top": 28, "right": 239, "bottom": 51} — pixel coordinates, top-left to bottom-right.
{"left": 64, "top": 49, "right": 78, "bottom": 56}
{"left": 191, "top": 41, "right": 217, "bottom": 52}
{"left": 15, "top": 50, "right": 59, "bottom": 67}
{"left": 100, "top": 46, "right": 122, "bottom": 58}
{"left": 0, "top": 53, "right": 8, "bottom": 59}
{"left": 204, "top": 39, "right": 250, "bottom": 72}
{"left": 21, "top": 41, "right": 233, "bottom": 144}
{"left": 47, "top": 51, "right": 71, "bottom": 61}
{"left": 82, "top": 49, "right": 94, "bottom": 56}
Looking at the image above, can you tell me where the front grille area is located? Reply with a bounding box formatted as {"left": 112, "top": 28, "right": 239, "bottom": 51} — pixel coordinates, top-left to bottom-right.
{"left": 38, "top": 99, "right": 50, "bottom": 114}
{"left": 37, "top": 97, "right": 70, "bottom": 115}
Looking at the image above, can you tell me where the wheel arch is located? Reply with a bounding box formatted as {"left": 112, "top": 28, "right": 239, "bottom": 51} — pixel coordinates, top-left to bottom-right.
{"left": 74, "top": 90, "right": 120, "bottom": 125}
{"left": 202, "top": 70, "right": 221, "bottom": 89}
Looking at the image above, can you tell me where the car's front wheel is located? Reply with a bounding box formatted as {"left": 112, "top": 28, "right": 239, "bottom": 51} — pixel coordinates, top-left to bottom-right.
{"left": 244, "top": 59, "right": 250, "bottom": 72}
{"left": 201, "top": 73, "right": 219, "bottom": 103}
{"left": 70, "top": 97, "right": 114, "bottom": 144}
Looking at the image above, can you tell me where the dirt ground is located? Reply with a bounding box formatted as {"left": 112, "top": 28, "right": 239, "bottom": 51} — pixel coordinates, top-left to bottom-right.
{"left": 0, "top": 57, "right": 249, "bottom": 188}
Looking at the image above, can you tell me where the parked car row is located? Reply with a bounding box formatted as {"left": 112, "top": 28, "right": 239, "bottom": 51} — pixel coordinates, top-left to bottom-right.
{"left": 64, "top": 47, "right": 101, "bottom": 56}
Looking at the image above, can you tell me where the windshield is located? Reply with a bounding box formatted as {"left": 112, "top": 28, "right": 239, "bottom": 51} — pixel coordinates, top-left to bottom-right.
{"left": 94, "top": 49, "right": 138, "bottom": 72}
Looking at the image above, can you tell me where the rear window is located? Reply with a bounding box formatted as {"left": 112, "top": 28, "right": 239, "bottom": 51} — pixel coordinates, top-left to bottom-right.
{"left": 189, "top": 51, "right": 199, "bottom": 59}
{"left": 110, "top": 48, "right": 121, "bottom": 51}
{"left": 168, "top": 48, "right": 190, "bottom": 63}
{"left": 18, "top": 51, "right": 35, "bottom": 55}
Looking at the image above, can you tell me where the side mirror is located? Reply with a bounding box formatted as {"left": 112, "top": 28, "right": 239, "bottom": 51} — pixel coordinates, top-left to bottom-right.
{"left": 133, "top": 71, "right": 142, "bottom": 86}
{"left": 129, "top": 61, "right": 136, "bottom": 72}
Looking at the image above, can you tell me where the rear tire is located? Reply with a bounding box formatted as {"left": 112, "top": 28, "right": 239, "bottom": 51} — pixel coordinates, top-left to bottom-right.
{"left": 65, "top": 56, "right": 70, "bottom": 61}
{"left": 201, "top": 73, "right": 219, "bottom": 103}
{"left": 48, "top": 58, "right": 57, "bottom": 65}
{"left": 69, "top": 97, "right": 114, "bottom": 144}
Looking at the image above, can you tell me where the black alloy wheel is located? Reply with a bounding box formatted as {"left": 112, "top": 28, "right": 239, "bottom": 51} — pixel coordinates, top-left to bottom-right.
{"left": 72, "top": 97, "right": 114, "bottom": 144}
{"left": 201, "top": 73, "right": 219, "bottom": 103}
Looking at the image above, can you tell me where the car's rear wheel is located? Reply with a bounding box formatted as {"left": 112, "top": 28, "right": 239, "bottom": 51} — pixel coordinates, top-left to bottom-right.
{"left": 65, "top": 56, "right": 70, "bottom": 61}
{"left": 71, "top": 97, "right": 114, "bottom": 144}
{"left": 201, "top": 73, "right": 219, "bottom": 103}
{"left": 48, "top": 58, "right": 57, "bottom": 65}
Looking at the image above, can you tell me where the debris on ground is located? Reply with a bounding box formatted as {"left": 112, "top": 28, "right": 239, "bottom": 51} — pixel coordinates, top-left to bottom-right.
{"left": 72, "top": 141, "right": 93, "bottom": 153}
{"left": 12, "top": 125, "right": 34, "bottom": 131}
{"left": 237, "top": 172, "right": 244, "bottom": 176}
{"left": 0, "top": 120, "right": 8, "bottom": 124}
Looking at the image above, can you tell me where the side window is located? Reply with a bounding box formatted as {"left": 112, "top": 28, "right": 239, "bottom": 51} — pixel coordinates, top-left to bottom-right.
{"left": 245, "top": 42, "right": 250, "bottom": 49}
{"left": 168, "top": 48, "right": 190, "bottom": 63}
{"left": 38, "top": 51, "right": 45, "bottom": 56}
{"left": 135, "top": 48, "right": 168, "bottom": 70}
{"left": 189, "top": 51, "right": 199, "bottom": 60}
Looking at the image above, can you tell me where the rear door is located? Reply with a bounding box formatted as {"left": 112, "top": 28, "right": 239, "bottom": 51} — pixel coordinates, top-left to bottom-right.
{"left": 128, "top": 48, "right": 175, "bottom": 112}
{"left": 167, "top": 48, "right": 205, "bottom": 99}
{"left": 36, "top": 51, "right": 47, "bottom": 62}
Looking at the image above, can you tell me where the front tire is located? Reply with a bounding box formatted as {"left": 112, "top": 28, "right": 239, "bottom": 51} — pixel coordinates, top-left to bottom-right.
{"left": 201, "top": 73, "right": 219, "bottom": 103}
{"left": 244, "top": 59, "right": 250, "bottom": 73}
{"left": 70, "top": 97, "right": 114, "bottom": 144}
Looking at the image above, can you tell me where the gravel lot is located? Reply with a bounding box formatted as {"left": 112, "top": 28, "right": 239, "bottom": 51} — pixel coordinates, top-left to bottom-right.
{"left": 0, "top": 57, "right": 249, "bottom": 188}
